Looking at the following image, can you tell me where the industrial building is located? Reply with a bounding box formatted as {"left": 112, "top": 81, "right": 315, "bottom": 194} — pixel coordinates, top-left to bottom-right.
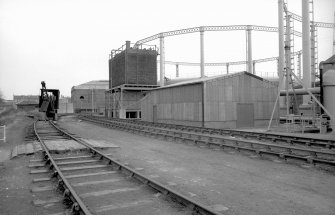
{"left": 141, "top": 72, "right": 278, "bottom": 128}
{"left": 320, "top": 55, "right": 335, "bottom": 131}
{"left": 71, "top": 80, "right": 109, "bottom": 114}
{"left": 13, "top": 95, "right": 39, "bottom": 104}
{"left": 58, "top": 96, "right": 74, "bottom": 114}
{"left": 105, "top": 41, "right": 159, "bottom": 118}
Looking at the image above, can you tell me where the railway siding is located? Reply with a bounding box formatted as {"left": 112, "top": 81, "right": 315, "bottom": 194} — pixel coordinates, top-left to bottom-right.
{"left": 30, "top": 120, "right": 224, "bottom": 215}
{"left": 80, "top": 115, "right": 335, "bottom": 168}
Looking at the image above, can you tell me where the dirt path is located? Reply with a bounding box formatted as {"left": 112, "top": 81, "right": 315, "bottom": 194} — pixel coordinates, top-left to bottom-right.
{"left": 0, "top": 111, "right": 49, "bottom": 215}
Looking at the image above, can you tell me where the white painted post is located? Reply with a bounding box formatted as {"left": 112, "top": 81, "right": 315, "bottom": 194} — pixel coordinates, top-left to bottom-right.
{"left": 159, "top": 33, "right": 165, "bottom": 86}
{"left": 200, "top": 26, "right": 205, "bottom": 78}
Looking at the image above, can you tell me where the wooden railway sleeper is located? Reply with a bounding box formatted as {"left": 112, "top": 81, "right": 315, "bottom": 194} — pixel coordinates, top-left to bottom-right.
{"left": 305, "top": 156, "right": 315, "bottom": 164}
{"left": 285, "top": 148, "right": 292, "bottom": 154}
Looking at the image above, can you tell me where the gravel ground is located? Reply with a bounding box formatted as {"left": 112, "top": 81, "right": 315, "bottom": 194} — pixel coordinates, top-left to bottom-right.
{"left": 58, "top": 115, "right": 335, "bottom": 215}
{"left": 0, "top": 111, "right": 56, "bottom": 215}
{"left": 1, "top": 112, "right": 334, "bottom": 215}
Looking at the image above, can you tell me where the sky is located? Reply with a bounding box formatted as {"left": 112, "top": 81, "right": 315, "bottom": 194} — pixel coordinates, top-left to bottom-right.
{"left": 0, "top": 0, "right": 334, "bottom": 99}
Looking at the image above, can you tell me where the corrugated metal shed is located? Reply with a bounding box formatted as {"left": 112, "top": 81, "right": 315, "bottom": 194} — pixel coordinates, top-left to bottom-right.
{"left": 141, "top": 72, "right": 279, "bottom": 129}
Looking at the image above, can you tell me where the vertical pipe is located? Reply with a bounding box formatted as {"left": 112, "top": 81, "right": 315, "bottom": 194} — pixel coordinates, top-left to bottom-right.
{"left": 252, "top": 61, "right": 256, "bottom": 75}
{"left": 113, "top": 90, "right": 116, "bottom": 118}
{"left": 201, "top": 82, "right": 206, "bottom": 128}
{"left": 109, "top": 57, "right": 112, "bottom": 89}
{"left": 120, "top": 88, "right": 123, "bottom": 118}
{"left": 297, "top": 52, "right": 302, "bottom": 79}
{"left": 246, "top": 26, "right": 253, "bottom": 73}
{"left": 226, "top": 63, "right": 229, "bottom": 74}
{"left": 319, "top": 63, "right": 324, "bottom": 114}
{"left": 302, "top": 0, "right": 312, "bottom": 104}
{"left": 176, "top": 64, "right": 179, "bottom": 78}
{"left": 310, "top": 23, "right": 316, "bottom": 84}
{"left": 159, "top": 34, "right": 165, "bottom": 86}
{"left": 200, "top": 27, "right": 205, "bottom": 78}
{"left": 278, "top": 0, "right": 285, "bottom": 107}
{"left": 333, "top": 12, "right": 335, "bottom": 55}
{"left": 92, "top": 88, "right": 94, "bottom": 114}
{"left": 285, "top": 15, "right": 292, "bottom": 116}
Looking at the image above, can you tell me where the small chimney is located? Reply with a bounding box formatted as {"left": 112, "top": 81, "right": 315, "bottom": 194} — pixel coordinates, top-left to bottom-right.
{"left": 126, "top": 41, "right": 131, "bottom": 49}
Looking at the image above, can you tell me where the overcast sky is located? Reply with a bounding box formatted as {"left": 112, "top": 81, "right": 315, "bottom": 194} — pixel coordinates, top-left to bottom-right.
{"left": 0, "top": 0, "right": 334, "bottom": 99}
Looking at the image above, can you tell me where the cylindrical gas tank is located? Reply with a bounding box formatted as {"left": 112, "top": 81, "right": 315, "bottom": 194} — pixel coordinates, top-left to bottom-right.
{"left": 322, "top": 69, "right": 335, "bottom": 132}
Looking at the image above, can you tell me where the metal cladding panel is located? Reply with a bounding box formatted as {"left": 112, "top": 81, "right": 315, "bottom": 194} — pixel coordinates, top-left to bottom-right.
{"left": 140, "top": 93, "right": 154, "bottom": 122}
{"left": 142, "top": 72, "right": 277, "bottom": 127}
{"left": 236, "top": 103, "right": 254, "bottom": 128}
{"left": 111, "top": 53, "right": 126, "bottom": 88}
{"left": 184, "top": 103, "right": 194, "bottom": 120}
{"left": 157, "top": 84, "right": 202, "bottom": 104}
{"left": 111, "top": 49, "right": 157, "bottom": 88}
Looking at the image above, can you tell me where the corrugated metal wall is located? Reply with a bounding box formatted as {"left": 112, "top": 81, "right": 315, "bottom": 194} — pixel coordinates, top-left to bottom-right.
{"left": 141, "top": 72, "right": 278, "bottom": 128}
{"left": 204, "top": 73, "right": 278, "bottom": 128}
{"left": 141, "top": 83, "right": 202, "bottom": 126}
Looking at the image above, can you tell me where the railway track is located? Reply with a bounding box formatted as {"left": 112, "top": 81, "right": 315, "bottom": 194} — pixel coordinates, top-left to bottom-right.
{"left": 79, "top": 115, "right": 335, "bottom": 168}
{"left": 29, "top": 120, "right": 222, "bottom": 215}
{"left": 94, "top": 116, "right": 335, "bottom": 149}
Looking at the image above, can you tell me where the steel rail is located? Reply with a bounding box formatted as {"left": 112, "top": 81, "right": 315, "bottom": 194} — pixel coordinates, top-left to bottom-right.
{"left": 137, "top": 118, "right": 333, "bottom": 148}
{"left": 84, "top": 115, "right": 335, "bottom": 149}
{"left": 48, "top": 120, "right": 222, "bottom": 215}
{"left": 33, "top": 120, "right": 93, "bottom": 215}
{"left": 79, "top": 116, "right": 335, "bottom": 166}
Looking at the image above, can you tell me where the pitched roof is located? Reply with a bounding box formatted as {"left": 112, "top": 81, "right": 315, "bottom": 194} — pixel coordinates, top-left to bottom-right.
{"left": 72, "top": 80, "right": 109, "bottom": 90}
{"left": 324, "top": 55, "right": 335, "bottom": 64}
{"left": 154, "top": 71, "right": 273, "bottom": 90}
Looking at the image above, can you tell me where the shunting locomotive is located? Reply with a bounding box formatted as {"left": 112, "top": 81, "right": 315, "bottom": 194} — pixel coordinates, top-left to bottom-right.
{"left": 39, "top": 81, "right": 60, "bottom": 121}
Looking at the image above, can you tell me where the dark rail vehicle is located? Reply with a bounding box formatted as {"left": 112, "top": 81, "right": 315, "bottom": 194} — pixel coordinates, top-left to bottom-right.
{"left": 39, "top": 81, "right": 60, "bottom": 121}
